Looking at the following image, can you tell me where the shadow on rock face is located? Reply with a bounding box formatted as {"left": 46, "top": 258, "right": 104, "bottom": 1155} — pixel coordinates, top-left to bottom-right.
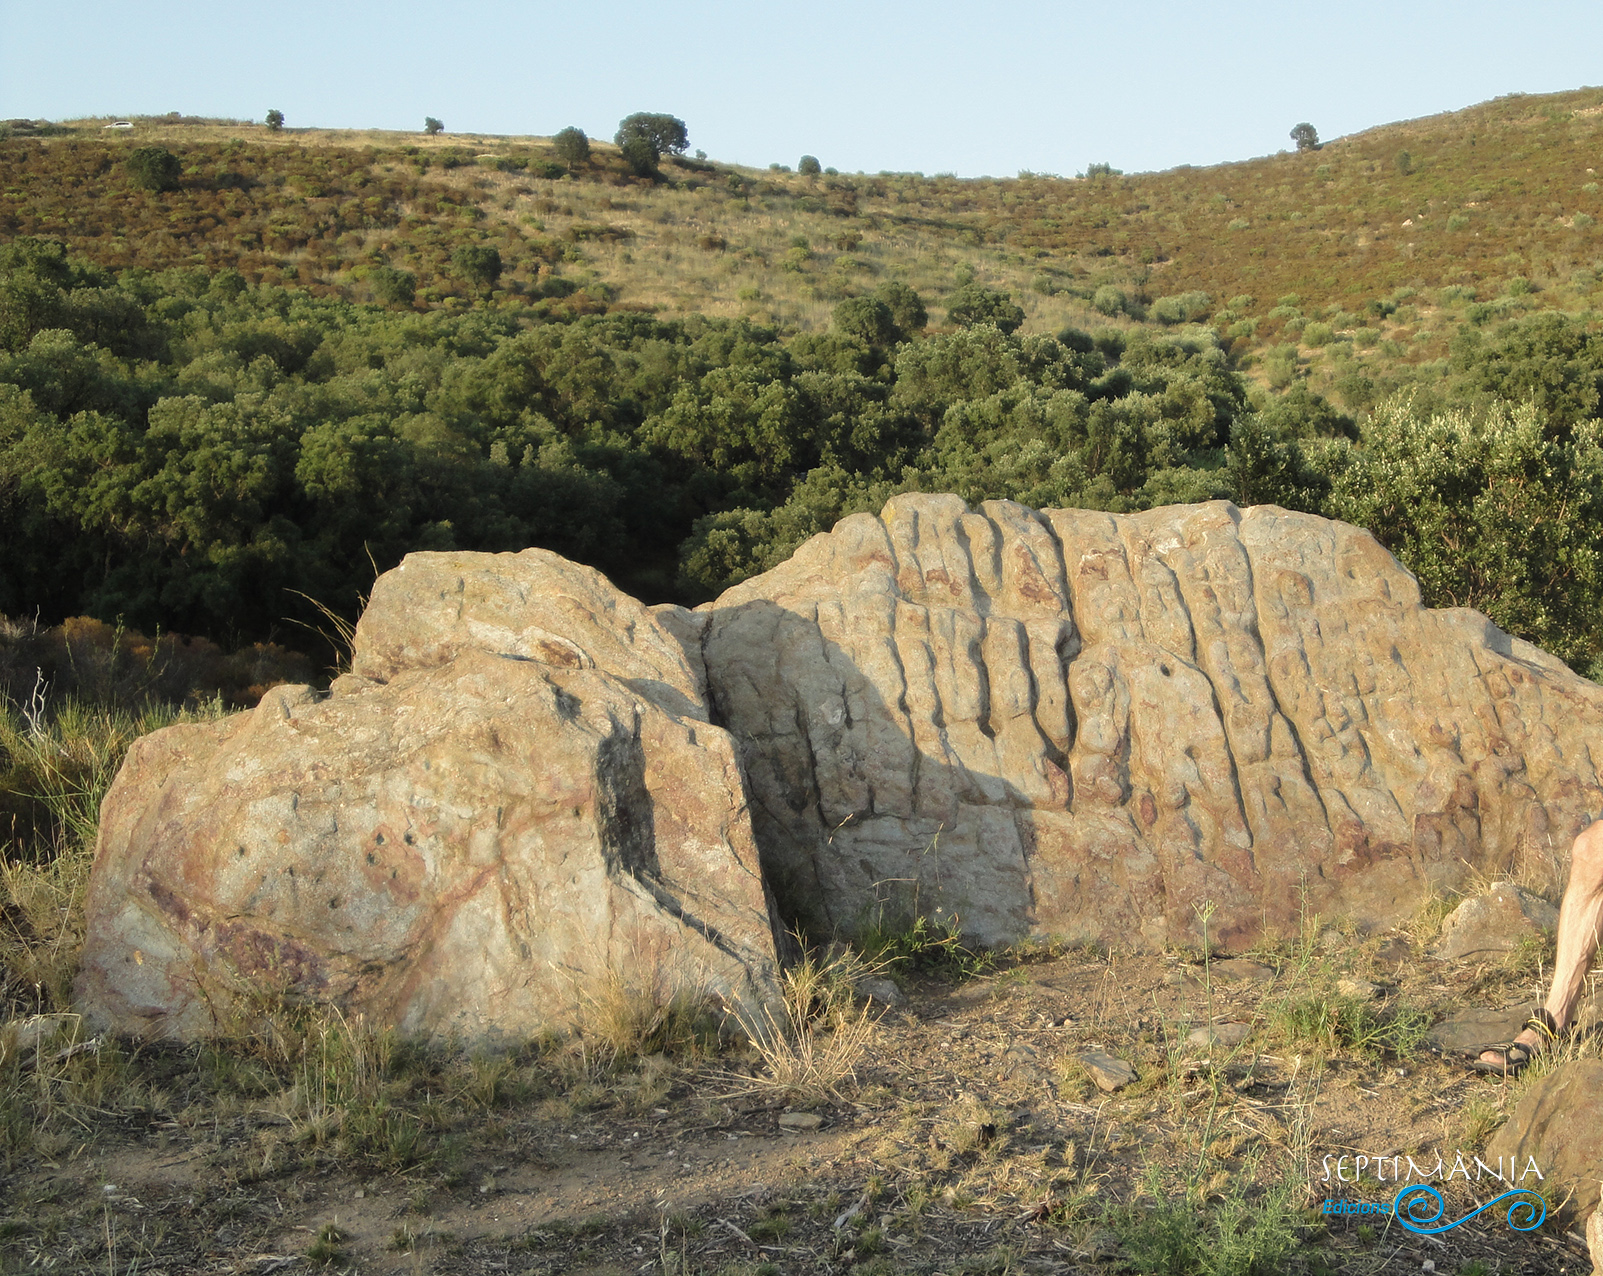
{"left": 695, "top": 494, "right": 1602, "bottom": 954}
{"left": 75, "top": 551, "right": 782, "bottom": 1045}
{"left": 74, "top": 496, "right": 1603, "bottom": 1043}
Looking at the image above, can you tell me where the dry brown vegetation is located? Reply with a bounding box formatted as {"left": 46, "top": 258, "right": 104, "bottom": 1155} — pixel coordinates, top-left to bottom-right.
{"left": 8, "top": 86, "right": 1603, "bottom": 401}
{"left": 0, "top": 676, "right": 1595, "bottom": 1274}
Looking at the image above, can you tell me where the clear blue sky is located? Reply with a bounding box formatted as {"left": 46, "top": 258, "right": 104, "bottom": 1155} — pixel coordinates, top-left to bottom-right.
{"left": 6, "top": 1, "right": 1602, "bottom": 177}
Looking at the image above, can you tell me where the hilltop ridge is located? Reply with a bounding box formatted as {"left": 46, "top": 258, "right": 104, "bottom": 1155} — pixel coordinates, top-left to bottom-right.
{"left": 4, "top": 86, "right": 1603, "bottom": 402}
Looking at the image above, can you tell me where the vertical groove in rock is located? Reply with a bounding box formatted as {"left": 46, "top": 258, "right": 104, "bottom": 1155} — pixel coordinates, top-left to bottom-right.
{"left": 686, "top": 494, "right": 1603, "bottom": 953}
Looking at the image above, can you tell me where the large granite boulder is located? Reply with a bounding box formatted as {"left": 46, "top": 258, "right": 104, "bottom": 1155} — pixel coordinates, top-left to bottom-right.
{"left": 77, "top": 550, "right": 780, "bottom": 1042}
{"left": 698, "top": 495, "right": 1603, "bottom": 949}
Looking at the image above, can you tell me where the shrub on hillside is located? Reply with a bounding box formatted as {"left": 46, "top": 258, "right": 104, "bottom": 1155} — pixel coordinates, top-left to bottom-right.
{"left": 946, "top": 284, "right": 1023, "bottom": 334}
{"left": 1092, "top": 285, "right": 1127, "bottom": 317}
{"left": 1149, "top": 291, "right": 1211, "bottom": 325}
{"left": 553, "top": 126, "right": 590, "bottom": 166}
{"left": 369, "top": 266, "right": 416, "bottom": 307}
{"left": 1326, "top": 399, "right": 1603, "bottom": 672}
{"left": 126, "top": 146, "right": 181, "bottom": 192}
{"left": 451, "top": 244, "right": 502, "bottom": 289}
{"left": 874, "top": 282, "right": 927, "bottom": 337}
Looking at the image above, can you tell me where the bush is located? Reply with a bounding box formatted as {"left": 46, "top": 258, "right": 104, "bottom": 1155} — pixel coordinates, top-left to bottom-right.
{"left": 369, "top": 267, "right": 416, "bottom": 307}
{"left": 1327, "top": 398, "right": 1603, "bottom": 670}
{"left": 945, "top": 284, "right": 1024, "bottom": 334}
{"left": 619, "top": 136, "right": 658, "bottom": 178}
{"left": 873, "top": 281, "right": 927, "bottom": 337}
{"left": 798, "top": 155, "right": 821, "bottom": 176}
{"left": 1263, "top": 344, "right": 1300, "bottom": 389}
{"left": 126, "top": 146, "right": 182, "bottom": 192}
{"left": 450, "top": 244, "right": 501, "bottom": 289}
{"left": 1091, "top": 284, "right": 1127, "bottom": 316}
{"left": 552, "top": 126, "right": 590, "bottom": 167}
{"left": 832, "top": 297, "right": 899, "bottom": 348}
{"left": 1149, "top": 291, "right": 1211, "bottom": 325}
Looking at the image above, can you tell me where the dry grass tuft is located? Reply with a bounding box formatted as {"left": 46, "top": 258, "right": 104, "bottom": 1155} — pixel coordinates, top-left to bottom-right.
{"left": 727, "top": 944, "right": 885, "bottom": 1105}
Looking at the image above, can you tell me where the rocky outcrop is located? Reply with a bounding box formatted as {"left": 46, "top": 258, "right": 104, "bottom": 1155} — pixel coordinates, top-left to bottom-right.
{"left": 78, "top": 497, "right": 1603, "bottom": 1039}
{"left": 77, "top": 550, "right": 779, "bottom": 1042}
{"left": 1486, "top": 1060, "right": 1603, "bottom": 1226}
{"left": 700, "top": 495, "right": 1603, "bottom": 949}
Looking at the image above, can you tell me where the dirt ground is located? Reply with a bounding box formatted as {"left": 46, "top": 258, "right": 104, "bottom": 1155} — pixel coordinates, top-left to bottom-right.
{"left": 3, "top": 933, "right": 1598, "bottom": 1276}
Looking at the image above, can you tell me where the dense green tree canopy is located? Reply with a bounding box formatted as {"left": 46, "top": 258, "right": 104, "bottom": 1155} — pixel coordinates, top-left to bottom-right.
{"left": 614, "top": 113, "right": 689, "bottom": 164}
{"left": 2, "top": 236, "right": 1601, "bottom": 677}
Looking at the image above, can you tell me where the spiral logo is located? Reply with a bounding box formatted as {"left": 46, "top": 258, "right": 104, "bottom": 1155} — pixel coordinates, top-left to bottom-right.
{"left": 1392, "top": 1184, "right": 1546, "bottom": 1234}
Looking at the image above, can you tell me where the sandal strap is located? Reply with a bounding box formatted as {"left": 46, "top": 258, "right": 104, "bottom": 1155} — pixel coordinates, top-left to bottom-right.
{"left": 1526, "top": 1009, "right": 1560, "bottom": 1042}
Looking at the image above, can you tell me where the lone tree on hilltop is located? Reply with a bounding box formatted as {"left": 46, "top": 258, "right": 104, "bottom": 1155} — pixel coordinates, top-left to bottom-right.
{"left": 265, "top": 108, "right": 284, "bottom": 132}
{"left": 1290, "top": 122, "right": 1319, "bottom": 152}
{"left": 553, "top": 126, "right": 590, "bottom": 166}
{"left": 798, "top": 154, "right": 821, "bottom": 175}
{"left": 425, "top": 117, "right": 444, "bottom": 136}
{"left": 126, "top": 146, "right": 182, "bottom": 192}
{"left": 615, "top": 112, "right": 689, "bottom": 174}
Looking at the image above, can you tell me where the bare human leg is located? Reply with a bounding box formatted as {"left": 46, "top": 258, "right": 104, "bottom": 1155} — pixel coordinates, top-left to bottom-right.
{"left": 1479, "top": 819, "right": 1603, "bottom": 1070}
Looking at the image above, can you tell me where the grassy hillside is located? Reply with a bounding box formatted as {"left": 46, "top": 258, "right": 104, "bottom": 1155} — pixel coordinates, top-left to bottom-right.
{"left": 4, "top": 95, "right": 1603, "bottom": 674}
{"left": 6, "top": 89, "right": 1603, "bottom": 399}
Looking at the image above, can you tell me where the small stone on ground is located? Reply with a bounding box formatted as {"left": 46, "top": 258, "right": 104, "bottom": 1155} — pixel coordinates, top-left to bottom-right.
{"left": 1077, "top": 1049, "right": 1137, "bottom": 1091}
{"left": 1185, "top": 1021, "right": 1252, "bottom": 1050}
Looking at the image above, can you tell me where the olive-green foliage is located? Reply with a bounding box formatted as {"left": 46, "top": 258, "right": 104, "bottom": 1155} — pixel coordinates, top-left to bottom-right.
{"left": 798, "top": 155, "right": 822, "bottom": 176}
{"left": 552, "top": 126, "right": 590, "bottom": 167}
{"left": 615, "top": 113, "right": 688, "bottom": 165}
{"left": 873, "top": 281, "right": 927, "bottom": 337}
{"left": 1326, "top": 396, "right": 1603, "bottom": 672}
{"left": 5, "top": 237, "right": 1603, "bottom": 681}
{"left": 1108, "top": 1176, "right": 1305, "bottom": 1276}
{"left": 1149, "top": 291, "right": 1212, "bottom": 325}
{"left": 451, "top": 244, "right": 502, "bottom": 289}
{"left": 369, "top": 266, "right": 416, "bottom": 307}
{"left": 619, "top": 136, "right": 658, "bottom": 178}
{"left": 265, "top": 109, "right": 283, "bottom": 132}
{"left": 1092, "top": 284, "right": 1127, "bottom": 316}
{"left": 1290, "top": 122, "right": 1319, "bottom": 152}
{"left": 125, "top": 146, "right": 181, "bottom": 192}
{"left": 945, "top": 284, "right": 1024, "bottom": 334}
{"left": 1451, "top": 311, "right": 1603, "bottom": 431}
